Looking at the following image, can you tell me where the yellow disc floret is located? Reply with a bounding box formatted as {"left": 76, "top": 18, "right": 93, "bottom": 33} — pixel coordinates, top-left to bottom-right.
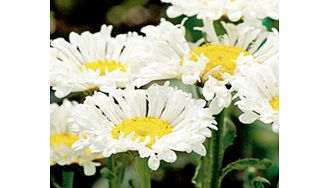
{"left": 112, "top": 117, "right": 173, "bottom": 147}
{"left": 50, "top": 133, "right": 79, "bottom": 149}
{"left": 270, "top": 96, "right": 279, "bottom": 111}
{"left": 190, "top": 44, "right": 249, "bottom": 80}
{"left": 81, "top": 60, "right": 126, "bottom": 75}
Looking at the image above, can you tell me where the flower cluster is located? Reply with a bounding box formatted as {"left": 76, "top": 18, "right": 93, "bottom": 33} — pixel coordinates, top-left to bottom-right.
{"left": 50, "top": 99, "right": 102, "bottom": 175}
{"left": 50, "top": 0, "right": 279, "bottom": 178}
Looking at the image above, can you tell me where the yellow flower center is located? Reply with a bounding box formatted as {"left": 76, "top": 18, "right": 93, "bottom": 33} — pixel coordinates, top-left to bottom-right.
{"left": 50, "top": 133, "right": 79, "bottom": 149}
{"left": 112, "top": 117, "right": 173, "bottom": 147}
{"left": 270, "top": 96, "right": 279, "bottom": 111}
{"left": 190, "top": 44, "right": 249, "bottom": 80}
{"left": 81, "top": 60, "right": 126, "bottom": 76}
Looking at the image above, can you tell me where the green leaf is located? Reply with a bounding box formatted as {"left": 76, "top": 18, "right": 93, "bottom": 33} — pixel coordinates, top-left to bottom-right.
{"left": 253, "top": 176, "right": 271, "bottom": 185}
{"left": 218, "top": 158, "right": 272, "bottom": 187}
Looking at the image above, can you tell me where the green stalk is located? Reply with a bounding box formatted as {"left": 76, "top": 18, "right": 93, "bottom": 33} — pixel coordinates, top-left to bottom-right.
{"left": 209, "top": 109, "right": 226, "bottom": 188}
{"left": 133, "top": 157, "right": 151, "bottom": 188}
{"left": 106, "top": 156, "right": 117, "bottom": 188}
{"left": 101, "top": 154, "right": 127, "bottom": 188}
{"left": 62, "top": 168, "right": 74, "bottom": 188}
{"left": 192, "top": 107, "right": 234, "bottom": 188}
{"left": 116, "top": 153, "right": 128, "bottom": 187}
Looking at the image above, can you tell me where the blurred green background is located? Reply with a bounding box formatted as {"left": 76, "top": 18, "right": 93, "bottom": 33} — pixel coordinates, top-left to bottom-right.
{"left": 50, "top": 0, "right": 279, "bottom": 187}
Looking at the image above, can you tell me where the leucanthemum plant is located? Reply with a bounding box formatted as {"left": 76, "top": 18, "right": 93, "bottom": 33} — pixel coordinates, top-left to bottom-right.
{"left": 50, "top": 99, "right": 102, "bottom": 176}
{"left": 139, "top": 19, "right": 278, "bottom": 114}
{"left": 233, "top": 56, "right": 279, "bottom": 132}
{"left": 69, "top": 83, "right": 216, "bottom": 169}
{"left": 50, "top": 0, "right": 279, "bottom": 187}
{"left": 67, "top": 83, "right": 216, "bottom": 187}
{"left": 161, "top": 0, "right": 279, "bottom": 22}
{"left": 50, "top": 25, "right": 151, "bottom": 98}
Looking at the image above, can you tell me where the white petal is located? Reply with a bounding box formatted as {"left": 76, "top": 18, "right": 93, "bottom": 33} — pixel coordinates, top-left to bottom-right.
{"left": 239, "top": 111, "right": 259, "bottom": 124}
{"left": 208, "top": 99, "right": 224, "bottom": 115}
{"left": 160, "top": 150, "right": 177, "bottom": 163}
{"left": 82, "top": 161, "right": 97, "bottom": 176}
{"left": 192, "top": 144, "right": 206, "bottom": 156}
{"left": 148, "top": 156, "right": 160, "bottom": 170}
{"left": 182, "top": 74, "right": 198, "bottom": 85}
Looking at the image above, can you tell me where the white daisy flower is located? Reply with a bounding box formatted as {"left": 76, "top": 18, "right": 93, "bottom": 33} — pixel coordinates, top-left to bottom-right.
{"left": 183, "top": 21, "right": 278, "bottom": 114}
{"left": 232, "top": 56, "right": 279, "bottom": 132}
{"left": 50, "top": 99, "right": 102, "bottom": 176}
{"left": 50, "top": 25, "right": 150, "bottom": 98}
{"left": 69, "top": 83, "right": 217, "bottom": 170}
{"left": 140, "top": 19, "right": 278, "bottom": 115}
{"left": 161, "top": 0, "right": 279, "bottom": 22}
{"left": 133, "top": 19, "right": 196, "bottom": 87}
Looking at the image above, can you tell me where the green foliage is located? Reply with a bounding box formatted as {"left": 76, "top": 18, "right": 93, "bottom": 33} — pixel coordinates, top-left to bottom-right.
{"left": 132, "top": 157, "right": 151, "bottom": 188}
{"left": 253, "top": 176, "right": 271, "bottom": 188}
{"left": 263, "top": 18, "right": 279, "bottom": 31}
{"left": 213, "top": 20, "right": 227, "bottom": 36}
{"left": 100, "top": 167, "right": 117, "bottom": 181}
{"left": 192, "top": 139, "right": 211, "bottom": 188}
{"left": 51, "top": 174, "right": 62, "bottom": 188}
{"left": 192, "top": 108, "right": 238, "bottom": 188}
{"left": 62, "top": 169, "right": 74, "bottom": 188}
{"left": 218, "top": 158, "right": 272, "bottom": 187}
{"left": 100, "top": 154, "right": 128, "bottom": 188}
{"left": 223, "top": 118, "right": 237, "bottom": 150}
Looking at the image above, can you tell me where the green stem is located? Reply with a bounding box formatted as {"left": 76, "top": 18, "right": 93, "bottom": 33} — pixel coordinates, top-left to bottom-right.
{"left": 133, "top": 157, "right": 151, "bottom": 188}
{"left": 62, "top": 168, "right": 74, "bottom": 188}
{"left": 101, "top": 154, "right": 127, "bottom": 188}
{"left": 116, "top": 153, "right": 128, "bottom": 187}
{"left": 51, "top": 174, "right": 62, "bottom": 188}
{"left": 210, "top": 108, "right": 226, "bottom": 188}
{"left": 193, "top": 108, "right": 228, "bottom": 188}
{"left": 192, "top": 139, "right": 212, "bottom": 188}
{"left": 106, "top": 156, "right": 117, "bottom": 188}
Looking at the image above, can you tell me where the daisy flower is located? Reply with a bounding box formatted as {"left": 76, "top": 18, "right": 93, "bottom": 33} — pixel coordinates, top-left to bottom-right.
{"left": 69, "top": 83, "right": 217, "bottom": 170}
{"left": 50, "top": 25, "right": 150, "bottom": 98}
{"left": 140, "top": 19, "right": 278, "bottom": 114}
{"left": 50, "top": 99, "right": 102, "bottom": 176}
{"left": 161, "top": 0, "right": 279, "bottom": 22}
{"left": 134, "top": 19, "right": 207, "bottom": 87}
{"left": 232, "top": 56, "right": 279, "bottom": 132}
{"left": 197, "top": 21, "right": 278, "bottom": 114}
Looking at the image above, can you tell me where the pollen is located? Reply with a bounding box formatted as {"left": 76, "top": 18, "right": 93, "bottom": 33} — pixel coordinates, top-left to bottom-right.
{"left": 50, "top": 133, "right": 79, "bottom": 149}
{"left": 190, "top": 44, "right": 249, "bottom": 80}
{"left": 112, "top": 117, "right": 173, "bottom": 147}
{"left": 81, "top": 60, "right": 127, "bottom": 75}
{"left": 270, "top": 96, "right": 279, "bottom": 111}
